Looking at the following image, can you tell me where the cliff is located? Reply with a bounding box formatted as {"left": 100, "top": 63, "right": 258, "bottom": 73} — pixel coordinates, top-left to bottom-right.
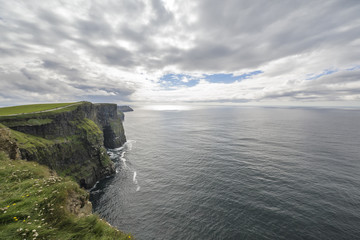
{"left": 0, "top": 151, "right": 132, "bottom": 239}
{"left": 0, "top": 101, "right": 126, "bottom": 188}
{"left": 118, "top": 105, "right": 134, "bottom": 112}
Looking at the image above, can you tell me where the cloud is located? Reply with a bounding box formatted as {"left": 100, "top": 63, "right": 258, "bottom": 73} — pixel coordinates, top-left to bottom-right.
{"left": 0, "top": 0, "right": 359, "bottom": 106}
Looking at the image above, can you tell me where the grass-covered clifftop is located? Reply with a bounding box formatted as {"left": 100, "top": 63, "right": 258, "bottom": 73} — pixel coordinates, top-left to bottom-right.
{"left": 0, "top": 103, "right": 77, "bottom": 116}
{"left": 0, "top": 102, "right": 126, "bottom": 188}
{"left": 0, "top": 151, "right": 132, "bottom": 240}
{"left": 0, "top": 102, "right": 132, "bottom": 239}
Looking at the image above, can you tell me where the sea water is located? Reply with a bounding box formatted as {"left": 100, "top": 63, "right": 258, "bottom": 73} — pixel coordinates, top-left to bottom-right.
{"left": 90, "top": 107, "right": 360, "bottom": 240}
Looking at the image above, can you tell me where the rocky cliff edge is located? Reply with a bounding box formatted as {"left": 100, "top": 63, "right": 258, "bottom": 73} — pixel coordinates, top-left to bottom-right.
{"left": 0, "top": 101, "right": 126, "bottom": 188}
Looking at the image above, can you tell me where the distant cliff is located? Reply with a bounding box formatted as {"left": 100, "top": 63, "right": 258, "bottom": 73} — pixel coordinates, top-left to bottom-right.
{"left": 118, "top": 105, "right": 134, "bottom": 112}
{"left": 0, "top": 102, "right": 126, "bottom": 188}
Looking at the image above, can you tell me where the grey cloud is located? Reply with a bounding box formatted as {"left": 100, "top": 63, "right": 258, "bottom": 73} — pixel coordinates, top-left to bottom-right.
{"left": 40, "top": 58, "right": 137, "bottom": 96}
{"left": 77, "top": 19, "right": 112, "bottom": 39}
{"left": 37, "top": 9, "right": 64, "bottom": 25}
{"left": 0, "top": 66, "right": 135, "bottom": 103}
{"left": 150, "top": 0, "right": 174, "bottom": 25}
{"left": 94, "top": 45, "right": 135, "bottom": 66}
{"left": 70, "top": 83, "right": 135, "bottom": 97}
{"left": 118, "top": 26, "right": 146, "bottom": 43}
{"left": 260, "top": 70, "right": 360, "bottom": 102}
{"left": 195, "top": 0, "right": 296, "bottom": 35}
{"left": 174, "top": 0, "right": 360, "bottom": 71}
{"left": 2, "top": 0, "right": 360, "bottom": 70}
{"left": 315, "top": 70, "right": 360, "bottom": 84}
{"left": 1, "top": 70, "right": 68, "bottom": 96}
{"left": 42, "top": 60, "right": 62, "bottom": 69}
{"left": 20, "top": 69, "right": 33, "bottom": 80}
{"left": 42, "top": 60, "right": 82, "bottom": 81}
{"left": 0, "top": 0, "right": 359, "bottom": 105}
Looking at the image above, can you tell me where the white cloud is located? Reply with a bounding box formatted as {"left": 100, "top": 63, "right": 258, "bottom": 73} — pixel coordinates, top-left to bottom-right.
{"left": 0, "top": 0, "right": 359, "bottom": 106}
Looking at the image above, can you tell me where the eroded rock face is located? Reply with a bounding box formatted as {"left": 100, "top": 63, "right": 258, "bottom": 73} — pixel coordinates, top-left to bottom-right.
{"left": 0, "top": 102, "right": 126, "bottom": 188}
{"left": 66, "top": 191, "right": 93, "bottom": 217}
{"left": 0, "top": 125, "right": 21, "bottom": 160}
{"left": 93, "top": 103, "right": 127, "bottom": 148}
{"left": 118, "top": 105, "right": 133, "bottom": 112}
{"left": 7, "top": 103, "right": 126, "bottom": 146}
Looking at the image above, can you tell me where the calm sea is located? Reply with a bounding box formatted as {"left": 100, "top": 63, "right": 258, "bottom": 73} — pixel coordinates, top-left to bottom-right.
{"left": 90, "top": 106, "right": 360, "bottom": 240}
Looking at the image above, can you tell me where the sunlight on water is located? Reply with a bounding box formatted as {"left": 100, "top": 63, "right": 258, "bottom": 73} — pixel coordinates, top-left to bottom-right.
{"left": 141, "top": 105, "right": 194, "bottom": 111}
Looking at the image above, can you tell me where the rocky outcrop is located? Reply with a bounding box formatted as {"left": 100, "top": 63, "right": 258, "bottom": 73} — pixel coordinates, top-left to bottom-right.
{"left": 94, "top": 103, "right": 126, "bottom": 148}
{"left": 0, "top": 124, "right": 21, "bottom": 160}
{"left": 0, "top": 102, "right": 126, "bottom": 188}
{"left": 66, "top": 190, "right": 93, "bottom": 217}
{"left": 118, "top": 105, "right": 134, "bottom": 112}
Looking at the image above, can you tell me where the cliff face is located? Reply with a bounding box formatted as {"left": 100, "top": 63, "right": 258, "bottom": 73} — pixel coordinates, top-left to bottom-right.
{"left": 0, "top": 102, "right": 126, "bottom": 188}
{"left": 118, "top": 105, "right": 134, "bottom": 112}
{"left": 0, "top": 151, "right": 131, "bottom": 239}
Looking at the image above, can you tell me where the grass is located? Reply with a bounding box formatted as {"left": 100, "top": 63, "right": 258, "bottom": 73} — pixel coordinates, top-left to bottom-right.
{"left": 75, "top": 118, "right": 104, "bottom": 140}
{"left": 0, "top": 103, "right": 79, "bottom": 116}
{"left": 0, "top": 119, "right": 54, "bottom": 128}
{"left": 0, "top": 102, "right": 88, "bottom": 122}
{"left": 0, "top": 152, "right": 132, "bottom": 240}
{"left": 1, "top": 118, "right": 114, "bottom": 187}
{"left": 8, "top": 128, "right": 55, "bottom": 155}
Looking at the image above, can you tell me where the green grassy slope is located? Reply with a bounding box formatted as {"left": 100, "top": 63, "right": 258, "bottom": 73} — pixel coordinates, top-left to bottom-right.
{"left": 0, "top": 152, "right": 133, "bottom": 240}
{"left": 0, "top": 103, "right": 78, "bottom": 116}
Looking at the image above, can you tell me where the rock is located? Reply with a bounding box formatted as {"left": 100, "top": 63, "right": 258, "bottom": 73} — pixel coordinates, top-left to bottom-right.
{"left": 66, "top": 191, "right": 93, "bottom": 217}
{"left": 0, "top": 102, "right": 126, "bottom": 188}
{"left": 118, "top": 105, "right": 134, "bottom": 112}
{"left": 0, "top": 124, "right": 21, "bottom": 160}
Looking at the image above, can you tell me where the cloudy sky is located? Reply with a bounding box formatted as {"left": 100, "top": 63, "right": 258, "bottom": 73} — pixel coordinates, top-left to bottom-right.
{"left": 0, "top": 0, "right": 360, "bottom": 107}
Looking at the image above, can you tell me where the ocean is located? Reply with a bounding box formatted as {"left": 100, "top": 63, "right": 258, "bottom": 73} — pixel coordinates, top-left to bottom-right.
{"left": 90, "top": 106, "right": 360, "bottom": 240}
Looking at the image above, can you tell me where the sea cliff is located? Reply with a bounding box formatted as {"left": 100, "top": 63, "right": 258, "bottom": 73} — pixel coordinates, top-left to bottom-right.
{"left": 118, "top": 105, "right": 134, "bottom": 112}
{"left": 0, "top": 101, "right": 126, "bottom": 188}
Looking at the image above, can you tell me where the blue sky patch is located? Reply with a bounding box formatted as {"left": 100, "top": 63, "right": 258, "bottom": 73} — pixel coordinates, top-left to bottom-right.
{"left": 306, "top": 69, "right": 338, "bottom": 80}
{"left": 205, "top": 71, "right": 263, "bottom": 83}
{"left": 346, "top": 65, "right": 360, "bottom": 71}
{"left": 160, "top": 70, "right": 263, "bottom": 88}
{"left": 160, "top": 74, "right": 199, "bottom": 88}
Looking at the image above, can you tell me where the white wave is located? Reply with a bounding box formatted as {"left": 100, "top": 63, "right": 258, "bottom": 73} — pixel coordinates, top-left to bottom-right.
{"left": 110, "top": 140, "right": 140, "bottom": 190}
{"left": 113, "top": 146, "right": 124, "bottom": 151}
{"left": 124, "top": 140, "right": 136, "bottom": 151}
{"left": 133, "top": 171, "right": 137, "bottom": 183}
{"left": 109, "top": 140, "right": 135, "bottom": 154}
{"left": 120, "top": 155, "right": 127, "bottom": 169}
{"left": 91, "top": 189, "right": 102, "bottom": 194}
{"left": 132, "top": 171, "right": 141, "bottom": 191}
{"left": 109, "top": 153, "right": 120, "bottom": 160}
{"left": 120, "top": 151, "right": 127, "bottom": 164}
{"left": 89, "top": 180, "right": 100, "bottom": 191}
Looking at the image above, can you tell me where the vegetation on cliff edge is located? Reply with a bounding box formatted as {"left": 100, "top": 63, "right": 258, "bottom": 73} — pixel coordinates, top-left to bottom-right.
{"left": 0, "top": 152, "right": 132, "bottom": 240}
{"left": 0, "top": 103, "right": 78, "bottom": 116}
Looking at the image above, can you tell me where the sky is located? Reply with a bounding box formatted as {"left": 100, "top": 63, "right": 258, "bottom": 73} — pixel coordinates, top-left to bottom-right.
{"left": 0, "top": 0, "right": 360, "bottom": 107}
